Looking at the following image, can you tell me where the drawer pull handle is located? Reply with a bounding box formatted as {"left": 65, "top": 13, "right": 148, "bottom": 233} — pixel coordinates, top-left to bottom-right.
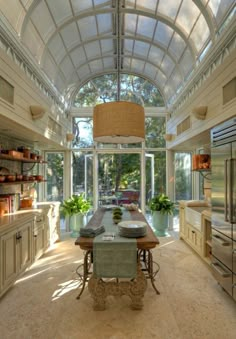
{"left": 211, "top": 262, "right": 231, "bottom": 277}
{"left": 212, "top": 234, "right": 230, "bottom": 246}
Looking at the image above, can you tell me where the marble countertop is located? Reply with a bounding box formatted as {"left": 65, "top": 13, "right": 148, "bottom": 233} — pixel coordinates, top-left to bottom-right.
{"left": 0, "top": 201, "right": 60, "bottom": 233}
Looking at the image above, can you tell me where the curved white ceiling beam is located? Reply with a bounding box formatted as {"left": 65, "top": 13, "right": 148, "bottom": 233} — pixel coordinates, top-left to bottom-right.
{"left": 53, "top": 35, "right": 184, "bottom": 81}
{"left": 192, "top": 0, "right": 217, "bottom": 42}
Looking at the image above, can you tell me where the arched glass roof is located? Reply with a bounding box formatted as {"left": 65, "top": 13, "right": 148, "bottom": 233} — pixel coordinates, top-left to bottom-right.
{"left": 0, "top": 0, "right": 235, "bottom": 107}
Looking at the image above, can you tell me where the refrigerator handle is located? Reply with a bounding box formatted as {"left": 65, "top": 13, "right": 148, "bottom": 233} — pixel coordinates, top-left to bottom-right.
{"left": 229, "top": 159, "right": 236, "bottom": 224}
{"left": 225, "top": 160, "right": 229, "bottom": 222}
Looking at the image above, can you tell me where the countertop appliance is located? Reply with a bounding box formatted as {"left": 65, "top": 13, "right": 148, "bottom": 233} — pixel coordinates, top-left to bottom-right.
{"left": 211, "top": 117, "right": 236, "bottom": 301}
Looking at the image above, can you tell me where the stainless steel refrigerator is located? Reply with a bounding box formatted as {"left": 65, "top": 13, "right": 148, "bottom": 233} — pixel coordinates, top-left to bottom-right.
{"left": 211, "top": 117, "right": 236, "bottom": 301}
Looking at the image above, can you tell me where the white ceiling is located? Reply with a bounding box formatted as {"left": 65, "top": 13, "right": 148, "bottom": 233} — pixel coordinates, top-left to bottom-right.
{"left": 0, "top": 0, "right": 235, "bottom": 107}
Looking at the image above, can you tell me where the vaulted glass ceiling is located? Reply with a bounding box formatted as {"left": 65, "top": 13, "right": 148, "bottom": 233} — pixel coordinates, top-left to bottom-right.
{"left": 0, "top": 0, "right": 235, "bottom": 107}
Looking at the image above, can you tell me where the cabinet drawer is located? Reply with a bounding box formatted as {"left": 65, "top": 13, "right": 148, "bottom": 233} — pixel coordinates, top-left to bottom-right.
{"left": 186, "top": 223, "right": 202, "bottom": 253}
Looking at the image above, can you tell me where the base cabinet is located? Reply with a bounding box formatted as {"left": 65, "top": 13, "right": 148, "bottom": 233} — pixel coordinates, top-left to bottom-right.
{"left": 179, "top": 202, "right": 211, "bottom": 265}
{"left": 0, "top": 202, "right": 60, "bottom": 298}
{"left": 185, "top": 223, "right": 202, "bottom": 254}
{"left": 0, "top": 219, "right": 33, "bottom": 297}
{"left": 33, "top": 215, "right": 46, "bottom": 261}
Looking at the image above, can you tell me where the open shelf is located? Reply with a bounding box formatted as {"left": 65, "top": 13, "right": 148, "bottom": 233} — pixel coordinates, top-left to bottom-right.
{"left": 0, "top": 154, "right": 46, "bottom": 164}
{"left": 0, "top": 180, "right": 47, "bottom": 186}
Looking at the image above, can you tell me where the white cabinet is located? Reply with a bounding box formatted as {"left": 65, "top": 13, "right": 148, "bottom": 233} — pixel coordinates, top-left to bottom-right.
{"left": 33, "top": 215, "right": 45, "bottom": 260}
{"left": 0, "top": 202, "right": 60, "bottom": 298}
{"left": 179, "top": 202, "right": 211, "bottom": 265}
{"left": 0, "top": 219, "right": 33, "bottom": 297}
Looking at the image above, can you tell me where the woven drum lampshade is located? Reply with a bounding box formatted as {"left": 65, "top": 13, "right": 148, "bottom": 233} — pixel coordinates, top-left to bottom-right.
{"left": 93, "top": 101, "right": 145, "bottom": 143}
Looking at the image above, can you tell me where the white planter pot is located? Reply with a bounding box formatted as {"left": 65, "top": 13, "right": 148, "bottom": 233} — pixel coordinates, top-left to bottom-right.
{"left": 69, "top": 213, "right": 85, "bottom": 238}
{"left": 152, "top": 211, "right": 169, "bottom": 237}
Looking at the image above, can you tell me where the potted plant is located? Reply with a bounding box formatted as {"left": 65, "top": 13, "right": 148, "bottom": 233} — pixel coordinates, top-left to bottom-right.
{"left": 149, "top": 193, "right": 175, "bottom": 237}
{"left": 60, "top": 193, "right": 91, "bottom": 237}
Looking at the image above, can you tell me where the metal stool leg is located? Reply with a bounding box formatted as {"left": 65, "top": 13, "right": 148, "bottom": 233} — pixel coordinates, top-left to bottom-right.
{"left": 76, "top": 250, "right": 92, "bottom": 299}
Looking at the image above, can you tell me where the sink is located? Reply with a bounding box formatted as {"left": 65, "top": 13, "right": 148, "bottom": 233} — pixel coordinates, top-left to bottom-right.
{"left": 185, "top": 206, "right": 210, "bottom": 231}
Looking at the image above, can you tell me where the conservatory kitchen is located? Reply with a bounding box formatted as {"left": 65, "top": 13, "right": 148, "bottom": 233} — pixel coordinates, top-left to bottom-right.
{"left": 0, "top": 1, "right": 236, "bottom": 337}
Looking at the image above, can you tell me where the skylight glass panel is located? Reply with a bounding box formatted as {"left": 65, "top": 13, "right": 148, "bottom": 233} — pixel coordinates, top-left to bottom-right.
{"left": 169, "top": 69, "right": 182, "bottom": 89}
{"left": 48, "top": 34, "right": 66, "bottom": 63}
{"left": 84, "top": 41, "right": 101, "bottom": 59}
{"left": 31, "top": 1, "right": 55, "bottom": 41}
{"left": 176, "top": 0, "right": 200, "bottom": 35}
{"left": 179, "top": 48, "right": 194, "bottom": 77}
{"left": 101, "top": 39, "right": 113, "bottom": 54}
{"left": 89, "top": 59, "right": 103, "bottom": 73}
{"left": 78, "top": 64, "right": 91, "bottom": 79}
{"left": 133, "top": 41, "right": 149, "bottom": 57}
{"left": 136, "top": 16, "right": 156, "bottom": 38}
{"left": 148, "top": 46, "right": 164, "bottom": 66}
{"left": 125, "top": 14, "right": 138, "bottom": 34}
{"left": 71, "top": 0, "right": 93, "bottom": 13}
{"left": 158, "top": 0, "right": 182, "bottom": 20}
{"left": 161, "top": 55, "right": 175, "bottom": 77}
{"left": 123, "top": 57, "right": 132, "bottom": 69}
{"left": 135, "top": 0, "right": 157, "bottom": 12}
{"left": 78, "top": 16, "right": 97, "bottom": 40}
{"left": 124, "top": 39, "right": 134, "bottom": 54}
{"left": 97, "top": 14, "right": 112, "bottom": 34}
{"left": 131, "top": 59, "right": 145, "bottom": 73}
{"left": 23, "top": 21, "right": 44, "bottom": 61}
{"left": 103, "top": 57, "right": 114, "bottom": 69}
{"left": 61, "top": 22, "right": 81, "bottom": 50}
{"left": 144, "top": 63, "right": 157, "bottom": 80}
{"left": 60, "top": 57, "right": 75, "bottom": 80}
{"left": 211, "top": 0, "right": 235, "bottom": 24}
{"left": 156, "top": 71, "right": 167, "bottom": 84}
{"left": 71, "top": 47, "right": 87, "bottom": 68}
{"left": 154, "top": 22, "right": 173, "bottom": 47}
{"left": 208, "top": 0, "right": 221, "bottom": 17}
{"left": 42, "top": 53, "right": 58, "bottom": 82}
{"left": 169, "top": 32, "right": 186, "bottom": 60}
{"left": 190, "top": 14, "right": 210, "bottom": 52}
{"left": 47, "top": 0, "right": 72, "bottom": 26}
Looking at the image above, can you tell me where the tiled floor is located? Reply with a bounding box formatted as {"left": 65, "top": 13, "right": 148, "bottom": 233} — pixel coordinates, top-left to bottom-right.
{"left": 0, "top": 233, "right": 235, "bottom": 339}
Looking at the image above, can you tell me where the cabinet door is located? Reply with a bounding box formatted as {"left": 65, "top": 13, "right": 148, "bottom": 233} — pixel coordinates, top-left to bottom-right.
{"left": 1, "top": 229, "right": 17, "bottom": 293}
{"left": 18, "top": 221, "right": 33, "bottom": 274}
{"left": 179, "top": 206, "right": 186, "bottom": 238}
{"left": 33, "top": 223, "right": 45, "bottom": 260}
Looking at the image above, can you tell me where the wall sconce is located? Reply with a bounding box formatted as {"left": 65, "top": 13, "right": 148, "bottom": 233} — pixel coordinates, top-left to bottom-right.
{"left": 66, "top": 133, "right": 75, "bottom": 142}
{"left": 192, "top": 106, "right": 208, "bottom": 120}
{"left": 164, "top": 134, "right": 175, "bottom": 141}
{"left": 30, "top": 105, "right": 46, "bottom": 120}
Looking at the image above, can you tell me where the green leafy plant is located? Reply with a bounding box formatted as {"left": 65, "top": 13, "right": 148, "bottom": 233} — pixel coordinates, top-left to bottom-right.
{"left": 60, "top": 193, "right": 91, "bottom": 217}
{"left": 149, "top": 193, "right": 175, "bottom": 215}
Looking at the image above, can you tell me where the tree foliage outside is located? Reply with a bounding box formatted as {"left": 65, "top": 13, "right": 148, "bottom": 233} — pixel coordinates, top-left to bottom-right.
{"left": 73, "top": 74, "right": 165, "bottom": 107}
{"left": 46, "top": 153, "right": 64, "bottom": 202}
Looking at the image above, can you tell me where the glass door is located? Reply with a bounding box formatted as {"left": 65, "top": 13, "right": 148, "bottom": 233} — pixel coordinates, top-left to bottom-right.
{"left": 45, "top": 152, "right": 64, "bottom": 202}
{"left": 97, "top": 153, "right": 141, "bottom": 207}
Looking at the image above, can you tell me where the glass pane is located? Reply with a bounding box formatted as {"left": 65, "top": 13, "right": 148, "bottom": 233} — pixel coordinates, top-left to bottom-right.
{"left": 72, "top": 151, "right": 94, "bottom": 206}
{"left": 174, "top": 152, "right": 192, "bottom": 201}
{"left": 145, "top": 151, "right": 166, "bottom": 207}
{"left": 145, "top": 117, "right": 166, "bottom": 148}
{"left": 72, "top": 117, "right": 93, "bottom": 148}
{"left": 45, "top": 152, "right": 64, "bottom": 203}
{"left": 98, "top": 153, "right": 141, "bottom": 207}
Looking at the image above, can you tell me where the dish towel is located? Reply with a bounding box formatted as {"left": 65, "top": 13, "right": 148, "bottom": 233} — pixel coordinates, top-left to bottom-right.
{"left": 93, "top": 211, "right": 137, "bottom": 279}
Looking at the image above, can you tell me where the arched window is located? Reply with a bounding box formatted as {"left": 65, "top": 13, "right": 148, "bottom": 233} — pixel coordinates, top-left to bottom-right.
{"left": 73, "top": 74, "right": 165, "bottom": 107}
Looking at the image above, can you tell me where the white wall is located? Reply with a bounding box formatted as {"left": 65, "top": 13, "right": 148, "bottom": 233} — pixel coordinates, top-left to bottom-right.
{"left": 166, "top": 49, "right": 236, "bottom": 150}
{"left": 0, "top": 49, "right": 70, "bottom": 149}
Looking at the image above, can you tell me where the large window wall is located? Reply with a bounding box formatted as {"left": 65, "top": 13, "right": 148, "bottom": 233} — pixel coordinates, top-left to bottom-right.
{"left": 72, "top": 116, "right": 167, "bottom": 212}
